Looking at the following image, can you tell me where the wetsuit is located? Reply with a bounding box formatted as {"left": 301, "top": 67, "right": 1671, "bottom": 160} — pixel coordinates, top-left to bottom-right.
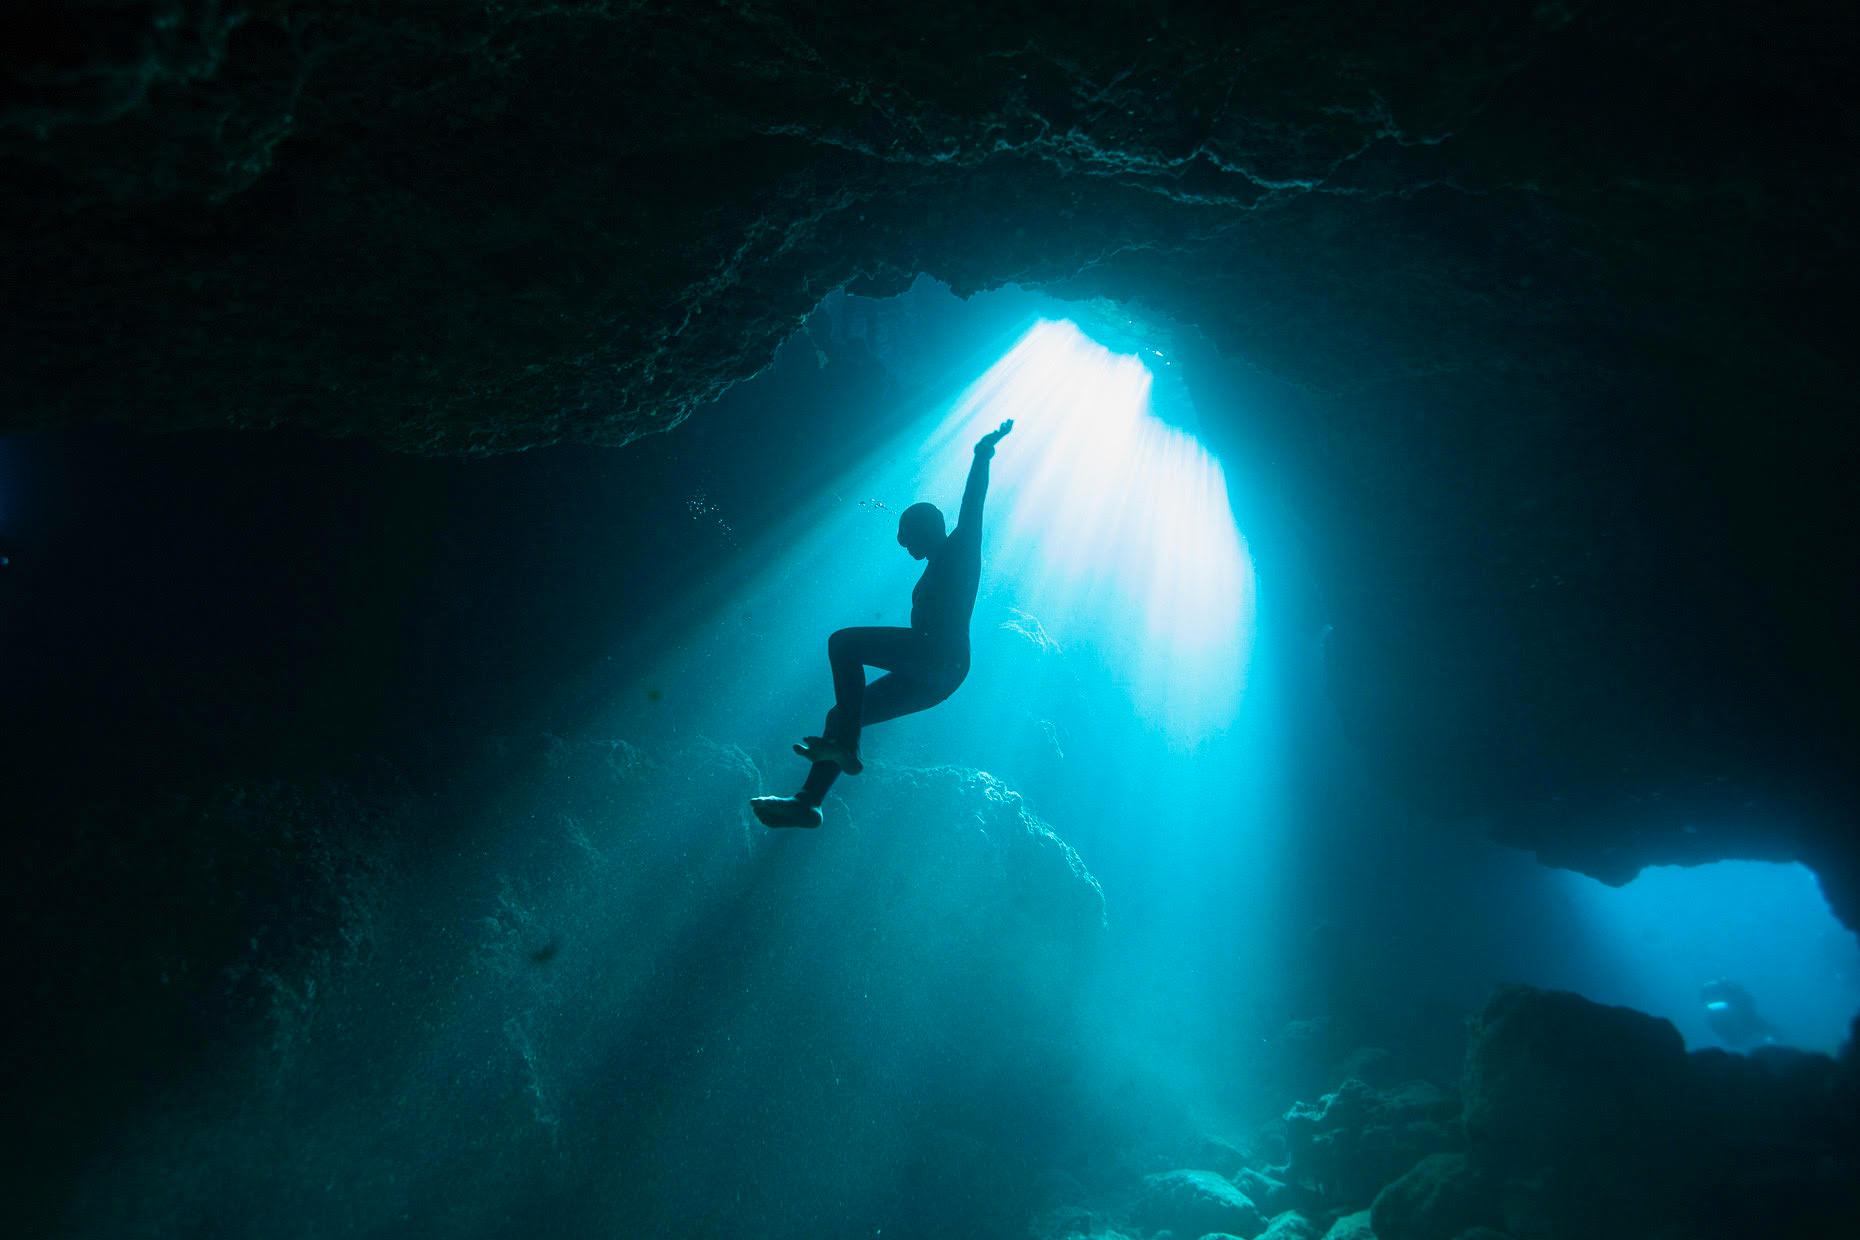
{"left": 796, "top": 448, "right": 992, "bottom": 806}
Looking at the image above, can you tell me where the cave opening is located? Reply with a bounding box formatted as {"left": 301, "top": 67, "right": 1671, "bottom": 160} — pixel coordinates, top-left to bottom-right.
{"left": 8, "top": 3, "right": 1860, "bottom": 1233}
{"left": 1554, "top": 859, "right": 1860, "bottom": 1054}
{"left": 575, "top": 277, "right": 1291, "bottom": 1087}
{"left": 8, "top": 276, "right": 1858, "bottom": 1238}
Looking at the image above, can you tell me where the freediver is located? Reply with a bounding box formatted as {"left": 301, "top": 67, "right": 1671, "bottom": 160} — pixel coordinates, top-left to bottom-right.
{"left": 1700, "top": 978, "right": 1781, "bottom": 1049}
{"left": 751, "top": 419, "right": 1014, "bottom": 827}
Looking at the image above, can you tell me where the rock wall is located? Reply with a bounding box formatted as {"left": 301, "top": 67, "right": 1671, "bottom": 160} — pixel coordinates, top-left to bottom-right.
{"left": 30, "top": 736, "right": 1107, "bottom": 1237}
{"left": 1037, "top": 986, "right": 1859, "bottom": 1240}
{"left": 1436, "top": 985, "right": 1860, "bottom": 1239}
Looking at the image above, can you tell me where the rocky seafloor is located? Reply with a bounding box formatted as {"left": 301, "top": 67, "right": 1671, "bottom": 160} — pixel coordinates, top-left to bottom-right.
{"left": 1039, "top": 985, "right": 1860, "bottom": 1240}
{"left": 27, "top": 727, "right": 1859, "bottom": 1238}
{"left": 39, "top": 736, "right": 1114, "bottom": 1236}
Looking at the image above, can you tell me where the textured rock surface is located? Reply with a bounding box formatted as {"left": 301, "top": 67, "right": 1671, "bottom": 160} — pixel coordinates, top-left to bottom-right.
{"left": 1320, "top": 1209, "right": 1375, "bottom": 1240}
{"left": 1232, "top": 1168, "right": 1292, "bottom": 1216}
{"left": 1460, "top": 985, "right": 1689, "bottom": 1175}
{"left": 1030, "top": 1203, "right": 1134, "bottom": 1240}
{"left": 4, "top": 5, "right": 1857, "bottom": 913}
{"left": 1457, "top": 986, "right": 1860, "bottom": 1238}
{"left": 6, "top": 3, "right": 1851, "bottom": 444}
{"left": 1283, "top": 1077, "right": 1460, "bottom": 1208}
{"left": 1272, "top": 981, "right": 1860, "bottom": 1234}
{"left": 1270, "top": 986, "right": 1860, "bottom": 1238}
{"left": 19, "top": 771, "right": 411, "bottom": 1208}
{"left": 1369, "top": 1153, "right": 1491, "bottom": 1240}
{"left": 1258, "top": 1211, "right": 1319, "bottom": 1240}
{"left": 1137, "top": 1170, "right": 1266, "bottom": 1240}
{"left": 35, "top": 736, "right": 1107, "bottom": 1237}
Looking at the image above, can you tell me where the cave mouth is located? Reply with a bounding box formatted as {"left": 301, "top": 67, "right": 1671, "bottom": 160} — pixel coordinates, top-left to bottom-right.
{"left": 10, "top": 271, "right": 1859, "bottom": 1238}
{"left": 895, "top": 313, "right": 1255, "bottom": 745}
{"left": 1553, "top": 859, "right": 1860, "bottom": 1054}
{"left": 7, "top": 1, "right": 1858, "bottom": 1229}
{"left": 660, "top": 276, "right": 1266, "bottom": 756}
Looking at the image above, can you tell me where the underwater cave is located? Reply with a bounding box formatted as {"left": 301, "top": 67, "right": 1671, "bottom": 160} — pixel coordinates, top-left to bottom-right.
{"left": 3, "top": 5, "right": 1858, "bottom": 1239}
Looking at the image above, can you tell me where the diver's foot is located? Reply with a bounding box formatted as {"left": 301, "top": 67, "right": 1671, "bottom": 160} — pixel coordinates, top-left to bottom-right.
{"left": 794, "top": 735, "right": 863, "bottom": 775}
{"left": 751, "top": 795, "right": 823, "bottom": 829}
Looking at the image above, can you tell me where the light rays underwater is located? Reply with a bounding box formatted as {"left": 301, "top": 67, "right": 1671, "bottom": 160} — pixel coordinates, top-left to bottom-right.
{"left": 616, "top": 316, "right": 1257, "bottom": 767}
{"left": 37, "top": 282, "right": 1860, "bottom": 1240}
{"left": 915, "top": 320, "right": 1256, "bottom": 746}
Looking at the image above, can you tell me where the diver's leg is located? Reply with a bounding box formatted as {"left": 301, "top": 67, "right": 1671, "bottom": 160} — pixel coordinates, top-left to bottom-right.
{"left": 797, "top": 675, "right": 941, "bottom": 800}
{"left": 827, "top": 627, "right": 928, "bottom": 742}
{"left": 795, "top": 704, "right": 849, "bottom": 806}
{"left": 755, "top": 701, "right": 843, "bottom": 824}
{"left": 855, "top": 671, "right": 949, "bottom": 728}
{"left": 805, "top": 627, "right": 933, "bottom": 771}
{"left": 764, "top": 675, "right": 953, "bottom": 826}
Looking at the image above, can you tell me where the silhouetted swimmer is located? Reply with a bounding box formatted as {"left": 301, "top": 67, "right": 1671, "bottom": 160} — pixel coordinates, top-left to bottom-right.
{"left": 752, "top": 419, "right": 1014, "bottom": 828}
{"left": 1701, "top": 978, "right": 1780, "bottom": 1049}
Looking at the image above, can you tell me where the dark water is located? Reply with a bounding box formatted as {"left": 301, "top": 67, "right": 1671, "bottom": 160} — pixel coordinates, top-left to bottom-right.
{"left": 6, "top": 279, "right": 1856, "bottom": 1238}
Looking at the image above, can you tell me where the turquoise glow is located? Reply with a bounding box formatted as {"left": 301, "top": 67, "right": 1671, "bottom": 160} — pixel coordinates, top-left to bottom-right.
{"left": 606, "top": 316, "right": 1257, "bottom": 762}
{"left": 913, "top": 319, "right": 1255, "bottom": 745}
{"left": 1556, "top": 860, "right": 1860, "bottom": 1052}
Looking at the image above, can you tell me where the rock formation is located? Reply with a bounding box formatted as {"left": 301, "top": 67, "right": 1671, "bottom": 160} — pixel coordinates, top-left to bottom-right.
{"left": 1036, "top": 986, "right": 1860, "bottom": 1240}
{"left": 1255, "top": 985, "right": 1860, "bottom": 1240}
{"left": 30, "top": 736, "right": 1106, "bottom": 1236}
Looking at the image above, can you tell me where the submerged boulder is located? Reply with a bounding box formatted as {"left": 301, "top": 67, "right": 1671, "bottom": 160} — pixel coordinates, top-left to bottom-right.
{"left": 1369, "top": 1153, "right": 1494, "bottom": 1240}
{"left": 1029, "top": 1204, "right": 1133, "bottom": 1240}
{"left": 1461, "top": 985, "right": 1688, "bottom": 1176}
{"left": 1135, "top": 1170, "right": 1266, "bottom": 1240}
{"left": 1267, "top": 987, "right": 1860, "bottom": 1240}
{"left": 1257, "top": 1210, "right": 1320, "bottom": 1240}
{"left": 1458, "top": 986, "right": 1860, "bottom": 1239}
{"left": 1282, "top": 1077, "right": 1459, "bottom": 1208}
{"left": 1232, "top": 1168, "right": 1293, "bottom": 1216}
{"left": 1320, "top": 1209, "right": 1375, "bottom": 1240}
{"left": 1187, "top": 1134, "right": 1252, "bottom": 1180}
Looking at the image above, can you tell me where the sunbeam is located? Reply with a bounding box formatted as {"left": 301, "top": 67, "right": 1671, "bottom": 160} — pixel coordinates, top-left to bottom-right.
{"left": 621, "top": 318, "right": 1256, "bottom": 765}
{"left": 915, "top": 319, "right": 1255, "bottom": 744}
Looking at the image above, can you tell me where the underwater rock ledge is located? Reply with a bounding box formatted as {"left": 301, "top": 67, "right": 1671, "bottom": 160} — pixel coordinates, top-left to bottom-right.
{"left": 37, "top": 736, "right": 1110, "bottom": 1237}
{"left": 1039, "top": 986, "right": 1860, "bottom": 1240}
{"left": 1431, "top": 985, "right": 1860, "bottom": 1239}
{"left": 1380, "top": 985, "right": 1860, "bottom": 1240}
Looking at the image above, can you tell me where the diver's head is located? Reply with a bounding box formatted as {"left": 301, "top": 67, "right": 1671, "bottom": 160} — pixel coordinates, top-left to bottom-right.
{"left": 897, "top": 502, "right": 946, "bottom": 559}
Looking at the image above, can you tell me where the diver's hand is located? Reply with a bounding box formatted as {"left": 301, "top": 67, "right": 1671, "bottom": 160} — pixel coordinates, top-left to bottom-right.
{"left": 975, "top": 419, "right": 1014, "bottom": 457}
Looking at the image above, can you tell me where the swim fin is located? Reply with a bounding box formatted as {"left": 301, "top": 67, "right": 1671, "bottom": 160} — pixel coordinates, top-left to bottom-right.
{"left": 751, "top": 795, "right": 822, "bottom": 828}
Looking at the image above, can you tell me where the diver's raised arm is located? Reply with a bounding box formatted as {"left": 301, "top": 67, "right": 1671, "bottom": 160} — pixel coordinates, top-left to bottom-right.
{"left": 958, "top": 419, "right": 1013, "bottom": 534}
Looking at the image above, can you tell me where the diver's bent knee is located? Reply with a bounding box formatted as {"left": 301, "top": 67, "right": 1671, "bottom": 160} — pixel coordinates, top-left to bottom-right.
{"left": 828, "top": 628, "right": 857, "bottom": 659}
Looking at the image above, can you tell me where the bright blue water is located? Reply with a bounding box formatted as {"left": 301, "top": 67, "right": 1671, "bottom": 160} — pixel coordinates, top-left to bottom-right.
{"left": 1551, "top": 859, "right": 1860, "bottom": 1052}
